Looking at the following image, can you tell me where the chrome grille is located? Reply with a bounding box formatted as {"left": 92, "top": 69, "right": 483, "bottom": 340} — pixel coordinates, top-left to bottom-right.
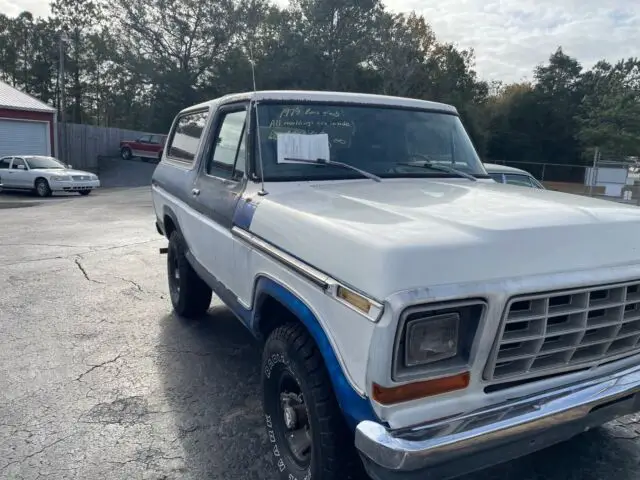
{"left": 72, "top": 175, "right": 89, "bottom": 180}
{"left": 485, "top": 281, "right": 640, "bottom": 382}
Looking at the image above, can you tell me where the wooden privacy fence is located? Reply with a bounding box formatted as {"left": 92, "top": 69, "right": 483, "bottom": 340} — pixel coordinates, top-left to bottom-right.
{"left": 57, "top": 123, "right": 164, "bottom": 171}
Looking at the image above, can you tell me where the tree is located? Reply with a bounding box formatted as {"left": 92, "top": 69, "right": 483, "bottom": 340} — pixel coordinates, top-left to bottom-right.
{"left": 368, "top": 12, "right": 436, "bottom": 97}
{"left": 577, "top": 59, "right": 640, "bottom": 156}
{"left": 51, "top": 0, "right": 104, "bottom": 123}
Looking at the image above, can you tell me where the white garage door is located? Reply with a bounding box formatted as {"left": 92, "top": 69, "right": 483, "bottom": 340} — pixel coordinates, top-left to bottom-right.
{"left": 0, "top": 118, "right": 50, "bottom": 157}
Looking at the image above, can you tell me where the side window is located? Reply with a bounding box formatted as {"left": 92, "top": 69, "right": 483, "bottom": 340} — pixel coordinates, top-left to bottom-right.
{"left": 12, "top": 158, "right": 25, "bottom": 169}
{"left": 137, "top": 135, "right": 151, "bottom": 143}
{"left": 504, "top": 173, "right": 534, "bottom": 188}
{"left": 0, "top": 157, "right": 11, "bottom": 169}
{"left": 167, "top": 110, "right": 209, "bottom": 164}
{"left": 206, "top": 110, "right": 247, "bottom": 180}
{"left": 149, "top": 135, "right": 161, "bottom": 144}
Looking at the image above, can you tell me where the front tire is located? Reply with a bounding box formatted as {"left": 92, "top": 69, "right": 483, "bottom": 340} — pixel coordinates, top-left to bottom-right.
{"left": 262, "top": 324, "right": 361, "bottom": 480}
{"left": 79, "top": 190, "right": 91, "bottom": 196}
{"left": 121, "top": 147, "right": 132, "bottom": 160}
{"left": 35, "top": 178, "right": 52, "bottom": 197}
{"left": 167, "top": 230, "right": 212, "bottom": 318}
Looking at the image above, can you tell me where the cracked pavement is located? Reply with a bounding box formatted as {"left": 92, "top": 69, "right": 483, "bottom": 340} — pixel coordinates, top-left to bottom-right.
{"left": 1, "top": 187, "right": 640, "bottom": 480}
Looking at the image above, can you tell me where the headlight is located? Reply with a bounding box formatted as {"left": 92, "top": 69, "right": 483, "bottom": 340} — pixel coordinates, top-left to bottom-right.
{"left": 51, "top": 175, "right": 71, "bottom": 181}
{"left": 405, "top": 313, "right": 459, "bottom": 366}
{"left": 393, "top": 300, "right": 485, "bottom": 380}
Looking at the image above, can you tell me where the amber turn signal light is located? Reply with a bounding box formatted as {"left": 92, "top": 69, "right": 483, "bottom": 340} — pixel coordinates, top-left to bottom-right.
{"left": 372, "top": 372, "right": 470, "bottom": 405}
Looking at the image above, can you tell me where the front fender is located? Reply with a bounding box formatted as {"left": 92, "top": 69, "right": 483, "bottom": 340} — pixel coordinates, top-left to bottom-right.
{"left": 252, "top": 276, "right": 381, "bottom": 429}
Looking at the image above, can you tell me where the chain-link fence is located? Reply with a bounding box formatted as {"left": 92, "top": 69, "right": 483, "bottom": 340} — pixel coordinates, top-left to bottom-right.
{"left": 488, "top": 153, "right": 640, "bottom": 205}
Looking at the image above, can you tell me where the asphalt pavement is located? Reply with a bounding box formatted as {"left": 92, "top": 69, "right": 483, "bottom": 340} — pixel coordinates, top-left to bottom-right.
{"left": 2, "top": 186, "right": 640, "bottom": 480}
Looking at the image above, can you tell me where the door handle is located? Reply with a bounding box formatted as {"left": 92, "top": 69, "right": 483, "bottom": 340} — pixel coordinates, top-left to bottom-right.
{"left": 191, "top": 188, "right": 200, "bottom": 196}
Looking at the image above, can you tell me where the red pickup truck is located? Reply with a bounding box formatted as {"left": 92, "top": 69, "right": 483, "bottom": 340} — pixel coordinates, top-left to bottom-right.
{"left": 120, "top": 134, "right": 167, "bottom": 162}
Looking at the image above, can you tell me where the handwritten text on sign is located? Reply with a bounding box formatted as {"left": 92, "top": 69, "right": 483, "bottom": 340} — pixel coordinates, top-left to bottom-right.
{"left": 265, "top": 106, "right": 356, "bottom": 147}
{"left": 276, "top": 133, "right": 330, "bottom": 164}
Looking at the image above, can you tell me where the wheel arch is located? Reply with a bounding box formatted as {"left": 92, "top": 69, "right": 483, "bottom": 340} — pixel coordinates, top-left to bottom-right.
{"left": 252, "top": 276, "right": 379, "bottom": 429}
{"left": 162, "top": 206, "right": 180, "bottom": 239}
{"left": 34, "top": 176, "right": 48, "bottom": 188}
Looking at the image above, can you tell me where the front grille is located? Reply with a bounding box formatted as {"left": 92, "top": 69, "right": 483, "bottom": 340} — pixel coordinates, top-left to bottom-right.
{"left": 72, "top": 175, "right": 90, "bottom": 181}
{"left": 485, "top": 280, "right": 640, "bottom": 382}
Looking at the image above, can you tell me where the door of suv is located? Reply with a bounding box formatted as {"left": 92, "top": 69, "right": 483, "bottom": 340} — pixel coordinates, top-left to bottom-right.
{"left": 191, "top": 103, "right": 249, "bottom": 291}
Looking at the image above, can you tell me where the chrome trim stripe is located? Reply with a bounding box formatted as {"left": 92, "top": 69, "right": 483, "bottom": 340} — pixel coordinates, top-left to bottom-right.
{"left": 232, "top": 226, "right": 330, "bottom": 289}
{"left": 231, "top": 226, "right": 384, "bottom": 317}
{"left": 355, "top": 361, "right": 640, "bottom": 471}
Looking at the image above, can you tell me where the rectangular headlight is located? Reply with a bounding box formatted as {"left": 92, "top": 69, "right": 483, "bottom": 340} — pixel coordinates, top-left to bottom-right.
{"left": 405, "top": 313, "right": 459, "bottom": 366}
{"left": 393, "top": 300, "right": 485, "bottom": 381}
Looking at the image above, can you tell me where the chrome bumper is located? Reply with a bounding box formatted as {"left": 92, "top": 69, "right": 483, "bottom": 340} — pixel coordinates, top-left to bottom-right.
{"left": 51, "top": 180, "right": 100, "bottom": 191}
{"left": 355, "top": 363, "right": 640, "bottom": 475}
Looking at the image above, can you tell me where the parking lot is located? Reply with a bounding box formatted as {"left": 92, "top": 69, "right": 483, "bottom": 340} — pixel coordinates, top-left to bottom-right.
{"left": 2, "top": 185, "right": 640, "bottom": 480}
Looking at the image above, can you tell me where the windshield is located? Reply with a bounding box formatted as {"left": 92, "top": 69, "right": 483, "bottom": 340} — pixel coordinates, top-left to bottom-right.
{"left": 25, "top": 156, "right": 66, "bottom": 169}
{"left": 256, "top": 103, "right": 487, "bottom": 181}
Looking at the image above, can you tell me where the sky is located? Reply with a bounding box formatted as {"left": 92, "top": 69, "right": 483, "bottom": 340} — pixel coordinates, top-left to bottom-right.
{"left": 2, "top": 0, "right": 639, "bottom": 83}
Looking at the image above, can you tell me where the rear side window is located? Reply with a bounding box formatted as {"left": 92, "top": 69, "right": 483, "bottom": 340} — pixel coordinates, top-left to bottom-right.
{"left": 167, "top": 110, "right": 209, "bottom": 164}
{"left": 0, "top": 157, "right": 11, "bottom": 169}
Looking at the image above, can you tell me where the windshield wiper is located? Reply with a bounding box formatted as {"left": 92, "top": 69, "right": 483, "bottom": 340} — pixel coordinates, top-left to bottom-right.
{"left": 394, "top": 161, "right": 477, "bottom": 182}
{"left": 283, "top": 157, "right": 382, "bottom": 182}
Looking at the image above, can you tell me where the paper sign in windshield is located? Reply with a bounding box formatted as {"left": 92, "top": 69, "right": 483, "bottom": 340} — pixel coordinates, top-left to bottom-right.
{"left": 276, "top": 133, "right": 330, "bottom": 164}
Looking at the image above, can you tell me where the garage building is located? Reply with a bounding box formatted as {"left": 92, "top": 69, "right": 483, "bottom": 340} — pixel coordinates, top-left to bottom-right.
{"left": 0, "top": 80, "right": 57, "bottom": 158}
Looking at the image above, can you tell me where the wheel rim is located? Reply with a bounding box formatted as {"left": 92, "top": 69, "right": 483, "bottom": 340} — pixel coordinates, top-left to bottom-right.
{"left": 276, "top": 372, "right": 312, "bottom": 467}
{"left": 37, "top": 182, "right": 46, "bottom": 195}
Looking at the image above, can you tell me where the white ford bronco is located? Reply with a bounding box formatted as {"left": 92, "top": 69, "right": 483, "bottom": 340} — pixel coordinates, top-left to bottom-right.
{"left": 151, "top": 90, "right": 640, "bottom": 480}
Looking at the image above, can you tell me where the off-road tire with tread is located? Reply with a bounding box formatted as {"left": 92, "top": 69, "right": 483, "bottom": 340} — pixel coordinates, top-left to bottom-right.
{"left": 262, "top": 323, "right": 364, "bottom": 480}
{"left": 167, "top": 230, "right": 212, "bottom": 318}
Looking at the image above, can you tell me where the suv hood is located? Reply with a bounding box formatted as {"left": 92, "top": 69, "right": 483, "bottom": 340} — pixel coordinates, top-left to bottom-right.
{"left": 247, "top": 179, "right": 640, "bottom": 300}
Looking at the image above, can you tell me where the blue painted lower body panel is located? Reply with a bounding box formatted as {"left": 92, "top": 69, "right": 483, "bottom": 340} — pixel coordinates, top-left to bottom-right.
{"left": 185, "top": 252, "right": 379, "bottom": 429}
{"left": 252, "top": 277, "right": 380, "bottom": 429}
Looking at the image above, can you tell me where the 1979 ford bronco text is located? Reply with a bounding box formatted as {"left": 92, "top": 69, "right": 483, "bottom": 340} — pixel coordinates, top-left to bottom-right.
{"left": 151, "top": 90, "right": 640, "bottom": 480}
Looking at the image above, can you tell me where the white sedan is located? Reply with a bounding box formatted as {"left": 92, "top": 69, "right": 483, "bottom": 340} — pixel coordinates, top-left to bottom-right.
{"left": 0, "top": 155, "right": 100, "bottom": 197}
{"left": 483, "top": 162, "right": 545, "bottom": 189}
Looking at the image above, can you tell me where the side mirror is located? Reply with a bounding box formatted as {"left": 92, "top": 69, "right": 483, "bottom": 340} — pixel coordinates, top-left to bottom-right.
{"left": 67, "top": 164, "right": 73, "bottom": 168}
{"left": 17, "top": 164, "right": 25, "bottom": 170}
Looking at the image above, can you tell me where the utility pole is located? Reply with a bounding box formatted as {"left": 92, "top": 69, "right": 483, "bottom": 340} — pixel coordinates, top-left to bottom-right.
{"left": 588, "top": 146, "right": 600, "bottom": 196}
{"left": 59, "top": 31, "right": 68, "bottom": 164}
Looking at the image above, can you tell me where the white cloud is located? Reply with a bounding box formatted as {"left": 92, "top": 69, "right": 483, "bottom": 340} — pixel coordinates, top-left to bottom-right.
{"left": 389, "top": 0, "right": 640, "bottom": 82}
{"left": 0, "top": 0, "right": 50, "bottom": 18}
{"left": 2, "top": 0, "right": 639, "bottom": 83}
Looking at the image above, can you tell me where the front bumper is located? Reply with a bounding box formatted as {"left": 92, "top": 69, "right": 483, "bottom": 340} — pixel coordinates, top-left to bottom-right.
{"left": 355, "top": 363, "right": 640, "bottom": 479}
{"left": 50, "top": 179, "right": 100, "bottom": 191}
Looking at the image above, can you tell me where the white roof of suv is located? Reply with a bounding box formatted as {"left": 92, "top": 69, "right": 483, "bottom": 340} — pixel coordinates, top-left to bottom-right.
{"left": 184, "top": 90, "right": 457, "bottom": 115}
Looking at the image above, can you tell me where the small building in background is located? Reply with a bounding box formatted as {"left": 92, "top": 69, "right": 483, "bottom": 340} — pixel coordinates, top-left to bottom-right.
{"left": 0, "top": 81, "right": 57, "bottom": 158}
{"left": 585, "top": 163, "right": 631, "bottom": 198}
